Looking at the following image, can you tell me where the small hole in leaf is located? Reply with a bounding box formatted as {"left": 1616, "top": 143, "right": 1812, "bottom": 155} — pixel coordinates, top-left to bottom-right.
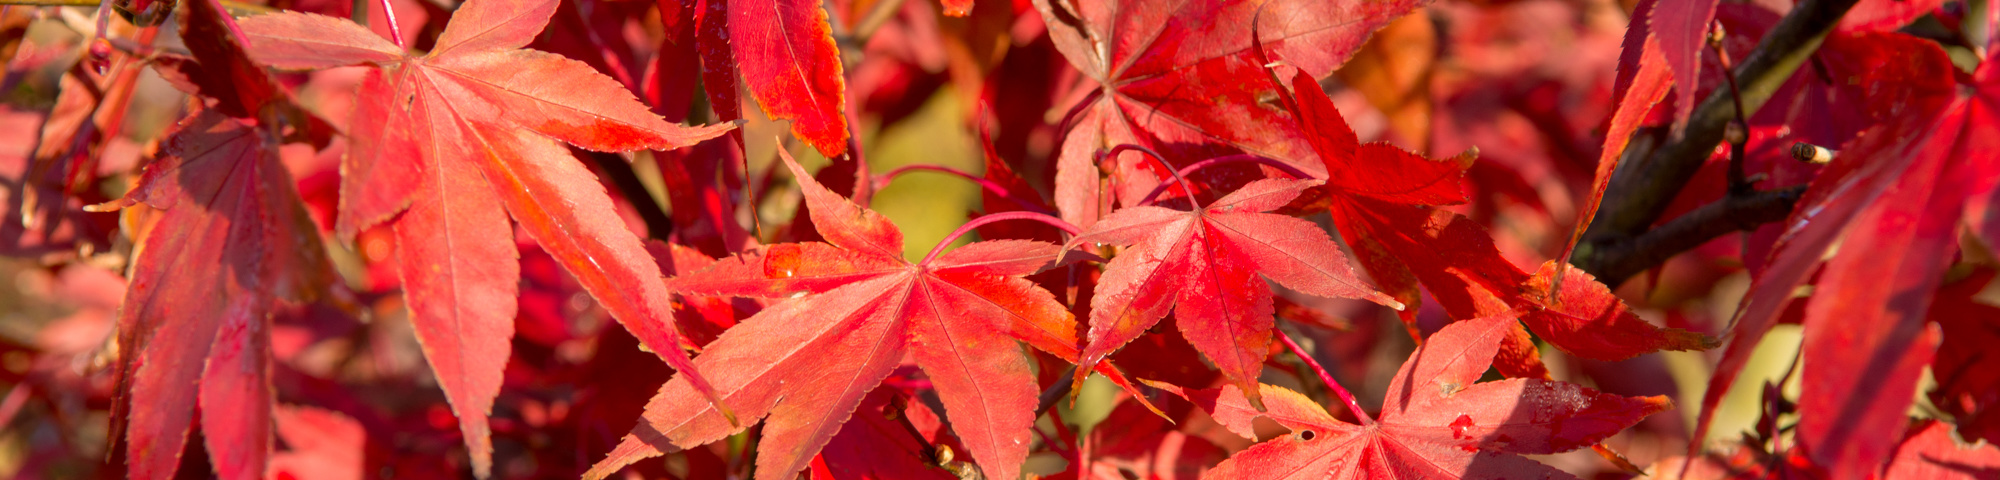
{"left": 1298, "top": 429, "right": 1316, "bottom": 441}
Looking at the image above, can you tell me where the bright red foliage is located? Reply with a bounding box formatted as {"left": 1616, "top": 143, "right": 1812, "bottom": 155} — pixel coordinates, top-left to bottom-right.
{"left": 10, "top": 0, "right": 2000, "bottom": 478}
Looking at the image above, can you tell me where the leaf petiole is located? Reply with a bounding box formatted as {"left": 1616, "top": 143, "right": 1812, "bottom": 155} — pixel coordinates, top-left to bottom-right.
{"left": 1105, "top": 144, "right": 1202, "bottom": 210}
{"left": 1278, "top": 330, "right": 1374, "bottom": 426}
{"left": 1134, "top": 153, "right": 1315, "bottom": 206}
{"left": 874, "top": 164, "right": 1056, "bottom": 216}
{"left": 918, "top": 211, "right": 1081, "bottom": 266}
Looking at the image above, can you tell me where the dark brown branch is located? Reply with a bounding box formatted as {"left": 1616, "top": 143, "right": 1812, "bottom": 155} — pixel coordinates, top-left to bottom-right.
{"left": 1578, "top": 0, "right": 1863, "bottom": 282}
{"left": 1579, "top": 186, "right": 1805, "bottom": 286}
{"left": 579, "top": 149, "right": 675, "bottom": 240}
{"left": 1035, "top": 366, "right": 1079, "bottom": 416}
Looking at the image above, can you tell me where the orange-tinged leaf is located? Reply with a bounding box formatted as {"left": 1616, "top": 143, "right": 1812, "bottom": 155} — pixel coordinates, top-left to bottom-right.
{"left": 729, "top": 0, "right": 850, "bottom": 156}
{"left": 587, "top": 150, "right": 1129, "bottom": 480}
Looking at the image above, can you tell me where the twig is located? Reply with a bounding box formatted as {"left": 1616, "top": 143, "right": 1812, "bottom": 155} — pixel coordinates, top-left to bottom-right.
{"left": 1708, "top": 24, "right": 1754, "bottom": 195}
{"left": 1578, "top": 186, "right": 1805, "bottom": 286}
{"left": 1579, "top": 0, "right": 1863, "bottom": 281}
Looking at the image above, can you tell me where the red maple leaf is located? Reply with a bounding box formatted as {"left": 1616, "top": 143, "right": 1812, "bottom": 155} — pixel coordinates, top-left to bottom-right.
{"left": 1164, "top": 314, "right": 1670, "bottom": 479}
{"left": 585, "top": 150, "right": 1146, "bottom": 480}
{"left": 234, "top": 0, "right": 733, "bottom": 475}
{"left": 1030, "top": 0, "right": 1428, "bottom": 226}
{"left": 1260, "top": 50, "right": 1712, "bottom": 370}
{"left": 1063, "top": 177, "right": 1399, "bottom": 409}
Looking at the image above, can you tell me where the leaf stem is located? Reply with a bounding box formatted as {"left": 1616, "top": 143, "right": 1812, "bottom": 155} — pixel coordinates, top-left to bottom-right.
{"left": 874, "top": 164, "right": 1056, "bottom": 216}
{"left": 1104, "top": 144, "right": 1201, "bottom": 210}
{"left": 919, "top": 211, "right": 1080, "bottom": 266}
{"left": 377, "top": 0, "right": 404, "bottom": 49}
{"left": 1278, "top": 330, "right": 1372, "bottom": 425}
{"left": 1135, "top": 153, "right": 1314, "bottom": 206}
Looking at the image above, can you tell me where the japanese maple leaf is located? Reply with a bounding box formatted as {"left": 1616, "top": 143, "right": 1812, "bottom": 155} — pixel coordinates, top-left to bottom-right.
{"left": 235, "top": 1, "right": 733, "bottom": 476}
{"left": 1031, "top": 0, "right": 1428, "bottom": 227}
{"left": 1260, "top": 55, "right": 1711, "bottom": 371}
{"left": 90, "top": 2, "right": 334, "bottom": 478}
{"left": 1167, "top": 315, "right": 1671, "bottom": 479}
{"left": 97, "top": 108, "right": 325, "bottom": 480}
{"left": 1064, "top": 177, "right": 1400, "bottom": 409}
{"left": 586, "top": 150, "right": 1142, "bottom": 480}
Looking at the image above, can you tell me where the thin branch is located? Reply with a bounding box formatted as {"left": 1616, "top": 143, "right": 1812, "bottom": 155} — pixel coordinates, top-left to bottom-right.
{"left": 1035, "top": 366, "right": 1079, "bottom": 416}
{"left": 1278, "top": 330, "right": 1372, "bottom": 425}
{"left": 1580, "top": 0, "right": 1863, "bottom": 281}
{"left": 1579, "top": 186, "right": 1806, "bottom": 286}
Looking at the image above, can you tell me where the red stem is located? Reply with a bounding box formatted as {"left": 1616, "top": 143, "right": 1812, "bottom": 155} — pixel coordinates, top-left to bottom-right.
{"left": 875, "top": 164, "right": 1055, "bottom": 216}
{"left": 1278, "top": 330, "right": 1373, "bottom": 425}
{"left": 1136, "top": 153, "right": 1315, "bottom": 206}
{"left": 378, "top": 0, "right": 405, "bottom": 48}
{"left": 203, "top": 0, "right": 253, "bottom": 50}
{"left": 1048, "top": 407, "right": 1082, "bottom": 461}
{"left": 1104, "top": 144, "right": 1201, "bottom": 210}
{"left": 919, "top": 211, "right": 1081, "bottom": 265}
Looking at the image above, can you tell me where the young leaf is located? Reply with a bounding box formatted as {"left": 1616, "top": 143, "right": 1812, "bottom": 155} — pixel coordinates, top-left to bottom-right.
{"left": 235, "top": 1, "right": 735, "bottom": 475}
{"left": 587, "top": 149, "right": 1141, "bottom": 480}
{"left": 1167, "top": 315, "right": 1670, "bottom": 479}
{"left": 1065, "top": 178, "right": 1400, "bottom": 409}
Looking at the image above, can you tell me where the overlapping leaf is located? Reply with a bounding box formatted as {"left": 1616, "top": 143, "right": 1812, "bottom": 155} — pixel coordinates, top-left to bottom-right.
{"left": 586, "top": 150, "right": 1140, "bottom": 480}
{"left": 92, "top": 2, "right": 334, "bottom": 478}
{"left": 1065, "top": 177, "right": 1399, "bottom": 409}
{"left": 1030, "top": 0, "right": 1427, "bottom": 226}
{"left": 1264, "top": 58, "right": 1711, "bottom": 366}
{"left": 1165, "top": 315, "right": 1670, "bottom": 479}
{"left": 235, "top": 1, "right": 733, "bottom": 475}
